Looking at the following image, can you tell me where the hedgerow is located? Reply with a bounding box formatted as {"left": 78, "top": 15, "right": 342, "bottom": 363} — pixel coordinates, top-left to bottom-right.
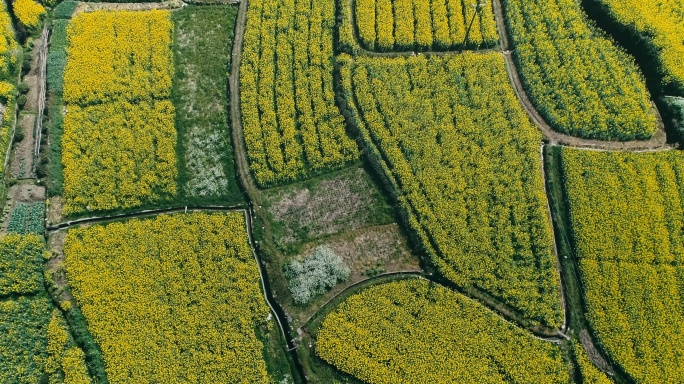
{"left": 339, "top": 53, "right": 562, "bottom": 327}
{"left": 64, "top": 212, "right": 272, "bottom": 383}
{"left": 45, "top": 18, "right": 70, "bottom": 196}
{"left": 316, "top": 279, "right": 570, "bottom": 383}
{"left": 562, "top": 148, "right": 684, "bottom": 383}
{"left": 501, "top": 0, "right": 657, "bottom": 140}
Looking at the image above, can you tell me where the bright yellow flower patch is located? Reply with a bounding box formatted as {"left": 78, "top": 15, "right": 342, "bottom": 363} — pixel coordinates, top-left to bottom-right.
{"left": 353, "top": 0, "right": 498, "bottom": 51}
{"left": 62, "top": 11, "right": 177, "bottom": 214}
{"left": 502, "top": 0, "right": 657, "bottom": 140}
{"left": 12, "top": 0, "right": 45, "bottom": 28}
{"left": 64, "top": 212, "right": 271, "bottom": 383}
{"left": 317, "top": 279, "right": 570, "bottom": 383}
{"left": 562, "top": 148, "right": 684, "bottom": 383}
{"left": 241, "top": 0, "right": 358, "bottom": 186}
{"left": 340, "top": 53, "right": 562, "bottom": 327}
{"left": 62, "top": 101, "right": 177, "bottom": 214}
{"left": 595, "top": 0, "right": 684, "bottom": 94}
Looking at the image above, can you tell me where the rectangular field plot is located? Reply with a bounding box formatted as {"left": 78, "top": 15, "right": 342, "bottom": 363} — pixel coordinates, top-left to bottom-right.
{"left": 62, "top": 11, "right": 173, "bottom": 105}
{"left": 171, "top": 6, "right": 243, "bottom": 202}
{"left": 63, "top": 212, "right": 282, "bottom": 383}
{"left": 240, "top": 0, "right": 358, "bottom": 187}
{"left": 340, "top": 53, "right": 563, "bottom": 328}
{"left": 352, "top": 0, "right": 498, "bottom": 51}
{"left": 62, "top": 101, "right": 177, "bottom": 214}
{"left": 502, "top": 0, "right": 657, "bottom": 140}
{"left": 61, "top": 10, "right": 177, "bottom": 215}
{"left": 562, "top": 149, "right": 684, "bottom": 383}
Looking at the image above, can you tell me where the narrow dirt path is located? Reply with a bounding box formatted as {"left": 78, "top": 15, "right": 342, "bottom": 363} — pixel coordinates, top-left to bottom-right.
{"left": 228, "top": 1, "right": 306, "bottom": 378}
{"left": 539, "top": 145, "right": 569, "bottom": 335}
{"left": 33, "top": 26, "right": 48, "bottom": 172}
{"left": 229, "top": 0, "right": 260, "bottom": 200}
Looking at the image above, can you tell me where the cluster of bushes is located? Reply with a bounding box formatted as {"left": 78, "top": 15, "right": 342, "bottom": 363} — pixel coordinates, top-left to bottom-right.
{"left": 285, "top": 246, "right": 350, "bottom": 305}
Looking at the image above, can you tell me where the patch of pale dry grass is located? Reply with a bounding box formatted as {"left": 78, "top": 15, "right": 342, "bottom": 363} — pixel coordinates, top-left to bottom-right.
{"left": 267, "top": 167, "right": 391, "bottom": 245}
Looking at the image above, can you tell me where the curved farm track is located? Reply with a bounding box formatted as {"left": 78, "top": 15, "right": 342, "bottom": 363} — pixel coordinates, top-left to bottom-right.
{"left": 491, "top": 0, "right": 671, "bottom": 152}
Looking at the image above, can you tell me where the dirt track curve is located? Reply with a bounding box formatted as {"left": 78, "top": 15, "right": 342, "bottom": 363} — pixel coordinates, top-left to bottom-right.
{"left": 491, "top": 0, "right": 671, "bottom": 152}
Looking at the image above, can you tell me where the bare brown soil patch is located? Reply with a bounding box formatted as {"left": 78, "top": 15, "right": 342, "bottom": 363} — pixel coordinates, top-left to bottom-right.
{"left": 285, "top": 224, "right": 421, "bottom": 325}
{"left": 9, "top": 114, "right": 35, "bottom": 178}
{"left": 266, "top": 167, "right": 393, "bottom": 246}
{"left": 580, "top": 329, "right": 615, "bottom": 375}
{"left": 46, "top": 196, "right": 63, "bottom": 226}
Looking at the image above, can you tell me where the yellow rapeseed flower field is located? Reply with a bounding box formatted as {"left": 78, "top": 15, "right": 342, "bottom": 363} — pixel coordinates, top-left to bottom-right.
{"left": 61, "top": 11, "right": 177, "bottom": 215}
{"left": 12, "top": 0, "right": 45, "bottom": 28}
{"left": 316, "top": 279, "right": 570, "bottom": 383}
{"left": 502, "top": 0, "right": 657, "bottom": 140}
{"left": 562, "top": 148, "right": 684, "bottom": 383}
{"left": 595, "top": 0, "right": 684, "bottom": 94}
{"left": 0, "top": 233, "right": 46, "bottom": 296}
{"left": 241, "top": 0, "right": 358, "bottom": 186}
{"left": 45, "top": 310, "right": 91, "bottom": 384}
{"left": 339, "top": 52, "right": 562, "bottom": 327}
{"left": 64, "top": 212, "right": 271, "bottom": 383}
{"left": 0, "top": 0, "right": 18, "bottom": 78}
{"left": 63, "top": 10, "right": 173, "bottom": 105}
{"left": 353, "top": 0, "right": 498, "bottom": 51}
{"left": 62, "top": 101, "right": 177, "bottom": 214}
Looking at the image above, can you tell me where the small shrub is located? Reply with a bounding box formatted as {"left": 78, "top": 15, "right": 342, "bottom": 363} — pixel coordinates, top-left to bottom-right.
{"left": 17, "top": 94, "right": 27, "bottom": 108}
{"left": 17, "top": 81, "right": 29, "bottom": 94}
{"left": 21, "top": 51, "right": 31, "bottom": 74}
{"left": 285, "top": 246, "right": 350, "bottom": 305}
{"left": 14, "top": 128, "right": 24, "bottom": 142}
{"left": 663, "top": 97, "right": 684, "bottom": 142}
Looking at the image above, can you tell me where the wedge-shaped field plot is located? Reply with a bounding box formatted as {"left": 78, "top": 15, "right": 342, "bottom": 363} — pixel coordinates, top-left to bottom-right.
{"left": 316, "top": 279, "right": 570, "bottom": 383}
